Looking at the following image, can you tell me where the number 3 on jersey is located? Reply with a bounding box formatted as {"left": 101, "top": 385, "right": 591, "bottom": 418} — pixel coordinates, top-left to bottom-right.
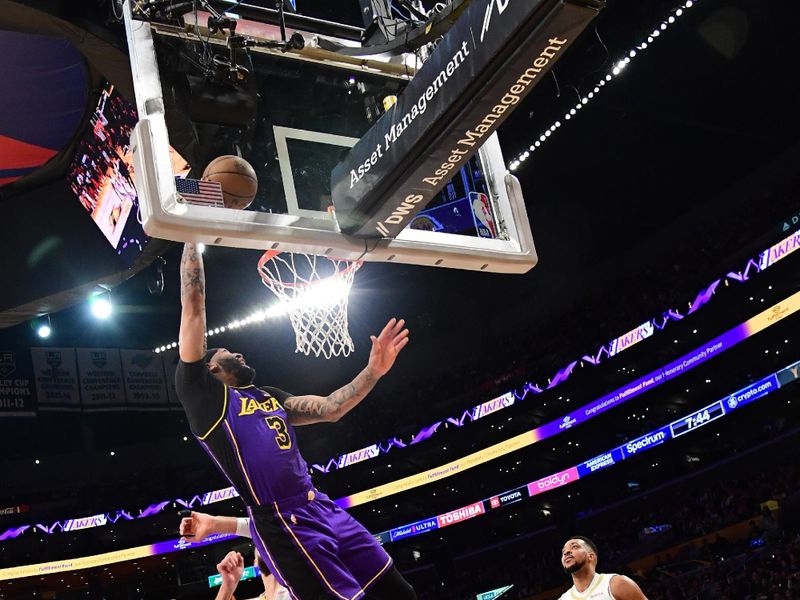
{"left": 266, "top": 416, "right": 292, "bottom": 449}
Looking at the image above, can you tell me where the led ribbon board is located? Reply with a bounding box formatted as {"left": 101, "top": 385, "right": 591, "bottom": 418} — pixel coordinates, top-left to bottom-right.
{"left": 335, "top": 290, "right": 800, "bottom": 508}
{"left": 377, "top": 361, "right": 799, "bottom": 544}
{"left": 3, "top": 292, "right": 797, "bottom": 543}
{"left": 331, "top": 0, "right": 604, "bottom": 238}
{"left": 4, "top": 362, "right": 795, "bottom": 580}
{"left": 0, "top": 533, "right": 235, "bottom": 581}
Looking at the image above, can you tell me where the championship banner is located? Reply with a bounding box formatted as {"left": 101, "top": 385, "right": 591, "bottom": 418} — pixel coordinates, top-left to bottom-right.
{"left": 332, "top": 0, "right": 603, "bottom": 237}
{"left": 31, "top": 347, "right": 80, "bottom": 411}
{"left": 76, "top": 348, "right": 126, "bottom": 410}
{"left": 161, "top": 350, "right": 182, "bottom": 409}
{"left": 0, "top": 349, "right": 36, "bottom": 416}
{"left": 120, "top": 350, "right": 169, "bottom": 410}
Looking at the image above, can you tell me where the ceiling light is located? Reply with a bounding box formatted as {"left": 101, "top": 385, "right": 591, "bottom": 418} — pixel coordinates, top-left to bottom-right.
{"left": 89, "top": 294, "right": 113, "bottom": 320}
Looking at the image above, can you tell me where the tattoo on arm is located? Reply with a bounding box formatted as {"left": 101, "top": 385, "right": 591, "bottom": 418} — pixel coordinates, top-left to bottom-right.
{"left": 286, "top": 368, "right": 379, "bottom": 424}
{"left": 180, "top": 243, "right": 205, "bottom": 305}
{"left": 179, "top": 243, "right": 208, "bottom": 354}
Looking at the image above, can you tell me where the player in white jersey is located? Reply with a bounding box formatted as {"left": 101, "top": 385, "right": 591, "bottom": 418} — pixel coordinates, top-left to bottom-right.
{"left": 558, "top": 537, "right": 647, "bottom": 600}
{"left": 182, "top": 511, "right": 291, "bottom": 599}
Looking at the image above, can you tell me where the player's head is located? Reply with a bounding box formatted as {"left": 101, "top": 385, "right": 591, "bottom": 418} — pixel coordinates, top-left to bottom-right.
{"left": 254, "top": 548, "right": 274, "bottom": 590}
{"left": 205, "top": 348, "right": 256, "bottom": 386}
{"left": 561, "top": 536, "right": 598, "bottom": 575}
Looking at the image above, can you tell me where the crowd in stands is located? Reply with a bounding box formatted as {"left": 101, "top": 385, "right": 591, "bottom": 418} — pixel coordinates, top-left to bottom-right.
{"left": 410, "top": 452, "right": 800, "bottom": 599}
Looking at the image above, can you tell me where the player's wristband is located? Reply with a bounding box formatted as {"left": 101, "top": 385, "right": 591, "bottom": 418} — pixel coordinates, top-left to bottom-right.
{"left": 236, "top": 517, "right": 251, "bottom": 538}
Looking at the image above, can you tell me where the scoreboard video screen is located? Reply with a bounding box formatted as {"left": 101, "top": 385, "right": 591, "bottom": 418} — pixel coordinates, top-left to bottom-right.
{"left": 67, "top": 83, "right": 190, "bottom": 265}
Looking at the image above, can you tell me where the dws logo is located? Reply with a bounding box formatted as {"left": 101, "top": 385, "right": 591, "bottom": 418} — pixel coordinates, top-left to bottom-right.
{"left": 481, "top": 0, "right": 510, "bottom": 42}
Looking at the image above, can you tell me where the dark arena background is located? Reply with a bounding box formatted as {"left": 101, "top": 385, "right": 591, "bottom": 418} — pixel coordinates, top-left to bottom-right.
{"left": 1, "top": 0, "right": 800, "bottom": 599}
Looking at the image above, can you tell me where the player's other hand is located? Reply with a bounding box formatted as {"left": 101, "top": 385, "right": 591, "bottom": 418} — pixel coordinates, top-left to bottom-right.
{"left": 179, "top": 510, "right": 215, "bottom": 542}
{"left": 217, "top": 551, "right": 244, "bottom": 590}
{"left": 368, "top": 318, "right": 410, "bottom": 377}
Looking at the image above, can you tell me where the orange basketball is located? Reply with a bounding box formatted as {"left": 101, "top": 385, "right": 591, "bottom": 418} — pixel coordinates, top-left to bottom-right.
{"left": 202, "top": 155, "right": 258, "bottom": 209}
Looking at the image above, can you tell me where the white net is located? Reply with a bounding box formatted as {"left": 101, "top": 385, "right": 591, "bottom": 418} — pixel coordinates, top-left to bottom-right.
{"left": 258, "top": 251, "right": 363, "bottom": 359}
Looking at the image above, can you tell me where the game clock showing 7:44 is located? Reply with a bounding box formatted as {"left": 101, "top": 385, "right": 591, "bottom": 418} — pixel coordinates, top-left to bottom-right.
{"left": 669, "top": 401, "right": 726, "bottom": 438}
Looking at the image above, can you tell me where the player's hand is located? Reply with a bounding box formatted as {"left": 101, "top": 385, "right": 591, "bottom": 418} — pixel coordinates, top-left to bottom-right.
{"left": 217, "top": 551, "right": 244, "bottom": 590}
{"left": 368, "top": 318, "right": 409, "bottom": 377}
{"left": 179, "top": 510, "right": 215, "bottom": 542}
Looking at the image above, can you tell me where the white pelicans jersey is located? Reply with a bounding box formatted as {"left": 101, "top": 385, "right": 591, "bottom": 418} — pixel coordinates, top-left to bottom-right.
{"left": 558, "top": 573, "right": 618, "bottom": 600}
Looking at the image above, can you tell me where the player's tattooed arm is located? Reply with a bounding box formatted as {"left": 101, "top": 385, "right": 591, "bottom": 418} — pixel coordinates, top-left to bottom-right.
{"left": 285, "top": 318, "right": 409, "bottom": 425}
{"left": 178, "top": 243, "right": 208, "bottom": 362}
{"left": 284, "top": 367, "right": 380, "bottom": 425}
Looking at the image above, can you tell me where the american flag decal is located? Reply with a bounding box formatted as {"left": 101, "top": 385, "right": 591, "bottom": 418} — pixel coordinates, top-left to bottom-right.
{"left": 175, "top": 177, "right": 225, "bottom": 208}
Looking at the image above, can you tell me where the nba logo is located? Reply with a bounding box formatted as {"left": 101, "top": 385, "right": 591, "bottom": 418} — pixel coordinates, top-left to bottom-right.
{"left": 469, "top": 192, "right": 497, "bottom": 239}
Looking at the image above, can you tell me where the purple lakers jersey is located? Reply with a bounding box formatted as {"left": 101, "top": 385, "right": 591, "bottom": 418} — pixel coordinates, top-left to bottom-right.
{"left": 194, "top": 385, "right": 314, "bottom": 506}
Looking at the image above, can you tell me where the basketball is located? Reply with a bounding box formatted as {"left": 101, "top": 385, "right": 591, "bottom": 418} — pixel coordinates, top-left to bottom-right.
{"left": 202, "top": 155, "right": 258, "bottom": 209}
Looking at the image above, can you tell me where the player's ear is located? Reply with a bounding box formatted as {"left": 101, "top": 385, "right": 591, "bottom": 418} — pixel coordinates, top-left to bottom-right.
{"left": 207, "top": 361, "right": 221, "bottom": 373}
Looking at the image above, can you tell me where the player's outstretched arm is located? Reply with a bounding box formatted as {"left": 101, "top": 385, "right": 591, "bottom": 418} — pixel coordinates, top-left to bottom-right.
{"left": 284, "top": 318, "right": 410, "bottom": 425}
{"left": 179, "top": 243, "right": 207, "bottom": 363}
{"left": 610, "top": 575, "right": 648, "bottom": 600}
{"left": 178, "top": 510, "right": 251, "bottom": 542}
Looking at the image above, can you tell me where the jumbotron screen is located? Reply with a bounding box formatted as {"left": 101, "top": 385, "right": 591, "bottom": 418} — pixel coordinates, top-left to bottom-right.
{"left": 67, "top": 83, "right": 190, "bottom": 265}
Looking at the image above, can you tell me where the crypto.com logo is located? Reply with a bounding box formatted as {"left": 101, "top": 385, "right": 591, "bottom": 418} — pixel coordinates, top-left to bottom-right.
{"left": 481, "top": 0, "right": 510, "bottom": 42}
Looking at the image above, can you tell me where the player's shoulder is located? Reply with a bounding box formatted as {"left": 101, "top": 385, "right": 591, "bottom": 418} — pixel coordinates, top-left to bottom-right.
{"left": 608, "top": 573, "right": 646, "bottom": 599}
{"left": 556, "top": 588, "right": 572, "bottom": 600}
{"left": 259, "top": 386, "right": 293, "bottom": 402}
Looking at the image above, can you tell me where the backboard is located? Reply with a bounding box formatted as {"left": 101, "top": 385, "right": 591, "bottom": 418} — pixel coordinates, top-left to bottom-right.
{"left": 124, "top": 1, "right": 537, "bottom": 273}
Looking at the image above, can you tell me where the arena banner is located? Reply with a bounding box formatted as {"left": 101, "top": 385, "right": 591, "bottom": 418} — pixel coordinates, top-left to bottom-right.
{"left": 331, "top": 0, "right": 604, "bottom": 237}
{"left": 31, "top": 347, "right": 80, "bottom": 411}
{"left": 120, "top": 349, "right": 169, "bottom": 410}
{"left": 0, "top": 349, "right": 36, "bottom": 417}
{"left": 161, "top": 350, "right": 182, "bottom": 409}
{"left": 76, "top": 348, "right": 126, "bottom": 410}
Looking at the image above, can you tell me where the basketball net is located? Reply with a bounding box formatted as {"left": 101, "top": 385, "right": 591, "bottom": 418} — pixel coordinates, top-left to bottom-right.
{"left": 258, "top": 250, "right": 363, "bottom": 359}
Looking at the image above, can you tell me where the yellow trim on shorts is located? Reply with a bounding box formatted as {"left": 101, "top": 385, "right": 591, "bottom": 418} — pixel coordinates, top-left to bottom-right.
{"left": 273, "top": 502, "right": 353, "bottom": 600}
{"left": 362, "top": 556, "right": 393, "bottom": 593}
{"left": 250, "top": 518, "right": 301, "bottom": 600}
{"left": 224, "top": 420, "right": 261, "bottom": 505}
{"left": 198, "top": 385, "right": 228, "bottom": 440}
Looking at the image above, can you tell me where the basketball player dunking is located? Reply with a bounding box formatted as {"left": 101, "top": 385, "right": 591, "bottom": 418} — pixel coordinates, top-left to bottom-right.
{"left": 559, "top": 537, "right": 647, "bottom": 600}
{"left": 176, "top": 243, "right": 416, "bottom": 600}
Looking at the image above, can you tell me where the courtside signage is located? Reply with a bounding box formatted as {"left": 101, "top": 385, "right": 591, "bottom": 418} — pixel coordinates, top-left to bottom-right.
{"left": 332, "top": 0, "right": 603, "bottom": 237}
{"left": 389, "top": 517, "right": 439, "bottom": 541}
{"left": 437, "top": 501, "right": 486, "bottom": 528}
{"left": 489, "top": 485, "right": 527, "bottom": 508}
{"left": 527, "top": 467, "right": 579, "bottom": 497}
